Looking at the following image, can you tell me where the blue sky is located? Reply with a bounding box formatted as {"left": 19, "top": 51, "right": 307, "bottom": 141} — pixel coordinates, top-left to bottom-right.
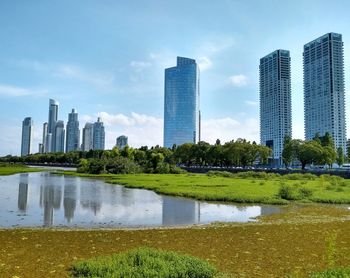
{"left": 1, "top": 0, "right": 350, "bottom": 155}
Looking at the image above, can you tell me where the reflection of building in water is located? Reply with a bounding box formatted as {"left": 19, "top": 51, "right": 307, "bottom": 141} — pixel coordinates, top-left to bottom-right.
{"left": 162, "top": 197, "right": 199, "bottom": 226}
{"left": 39, "top": 174, "right": 63, "bottom": 227}
{"left": 80, "top": 183, "right": 102, "bottom": 215}
{"left": 64, "top": 182, "right": 77, "bottom": 223}
{"left": 18, "top": 174, "right": 29, "bottom": 212}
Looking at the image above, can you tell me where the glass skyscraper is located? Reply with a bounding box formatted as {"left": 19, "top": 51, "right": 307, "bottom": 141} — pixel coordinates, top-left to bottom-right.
{"left": 66, "top": 109, "right": 80, "bottom": 152}
{"left": 82, "top": 122, "right": 94, "bottom": 151}
{"left": 260, "top": 50, "right": 292, "bottom": 165}
{"left": 304, "top": 33, "right": 347, "bottom": 153}
{"left": 163, "top": 57, "right": 200, "bottom": 148}
{"left": 116, "top": 135, "right": 128, "bottom": 149}
{"left": 47, "top": 99, "right": 59, "bottom": 152}
{"left": 93, "top": 117, "right": 105, "bottom": 150}
{"left": 54, "top": 120, "right": 65, "bottom": 153}
{"left": 21, "top": 117, "right": 33, "bottom": 157}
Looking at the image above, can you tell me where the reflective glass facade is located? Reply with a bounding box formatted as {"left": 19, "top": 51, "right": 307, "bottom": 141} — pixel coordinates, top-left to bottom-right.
{"left": 21, "top": 117, "right": 33, "bottom": 157}
{"left": 304, "top": 33, "right": 347, "bottom": 153}
{"left": 164, "top": 57, "right": 200, "bottom": 148}
{"left": 66, "top": 109, "right": 80, "bottom": 152}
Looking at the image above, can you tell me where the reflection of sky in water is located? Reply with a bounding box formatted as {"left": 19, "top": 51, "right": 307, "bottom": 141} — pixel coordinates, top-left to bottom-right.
{"left": 0, "top": 172, "right": 281, "bottom": 228}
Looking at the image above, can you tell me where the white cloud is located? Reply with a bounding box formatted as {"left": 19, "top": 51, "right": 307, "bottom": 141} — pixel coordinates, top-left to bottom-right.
{"left": 197, "top": 57, "right": 213, "bottom": 71}
{"left": 228, "top": 74, "right": 248, "bottom": 87}
{"left": 130, "top": 61, "right": 152, "bottom": 72}
{"left": 244, "top": 100, "right": 258, "bottom": 106}
{"left": 199, "top": 37, "right": 235, "bottom": 54}
{"left": 0, "top": 84, "right": 48, "bottom": 97}
{"left": 202, "top": 117, "right": 259, "bottom": 144}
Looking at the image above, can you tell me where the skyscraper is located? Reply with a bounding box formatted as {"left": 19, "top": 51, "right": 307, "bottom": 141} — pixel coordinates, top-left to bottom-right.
{"left": 116, "top": 135, "right": 128, "bottom": 149}
{"left": 304, "top": 33, "right": 347, "bottom": 153}
{"left": 42, "top": 122, "right": 48, "bottom": 153}
{"left": 66, "top": 109, "right": 80, "bottom": 152}
{"left": 260, "top": 49, "right": 292, "bottom": 165}
{"left": 82, "top": 122, "right": 94, "bottom": 151}
{"left": 164, "top": 56, "right": 200, "bottom": 148}
{"left": 93, "top": 117, "right": 105, "bottom": 150}
{"left": 54, "top": 120, "right": 65, "bottom": 153}
{"left": 21, "top": 117, "right": 33, "bottom": 157}
{"left": 47, "top": 99, "right": 59, "bottom": 152}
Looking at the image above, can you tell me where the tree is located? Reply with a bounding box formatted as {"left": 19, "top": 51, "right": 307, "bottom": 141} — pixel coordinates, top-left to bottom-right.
{"left": 282, "top": 135, "right": 293, "bottom": 168}
{"left": 337, "top": 147, "right": 345, "bottom": 167}
{"left": 296, "top": 140, "right": 323, "bottom": 170}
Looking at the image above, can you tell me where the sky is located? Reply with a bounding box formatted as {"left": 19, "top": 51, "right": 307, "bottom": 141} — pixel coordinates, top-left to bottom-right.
{"left": 1, "top": 0, "right": 350, "bottom": 156}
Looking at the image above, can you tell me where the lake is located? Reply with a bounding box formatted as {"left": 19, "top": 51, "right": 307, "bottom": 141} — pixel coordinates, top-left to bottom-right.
{"left": 0, "top": 172, "right": 281, "bottom": 228}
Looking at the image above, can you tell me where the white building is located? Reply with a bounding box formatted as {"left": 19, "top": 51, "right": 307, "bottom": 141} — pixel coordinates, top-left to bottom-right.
{"left": 304, "top": 33, "right": 347, "bottom": 153}
{"left": 82, "top": 123, "right": 94, "bottom": 151}
{"left": 260, "top": 49, "right": 292, "bottom": 166}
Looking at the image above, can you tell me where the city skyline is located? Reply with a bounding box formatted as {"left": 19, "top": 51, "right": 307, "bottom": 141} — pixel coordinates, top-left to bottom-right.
{"left": 2, "top": 1, "right": 350, "bottom": 155}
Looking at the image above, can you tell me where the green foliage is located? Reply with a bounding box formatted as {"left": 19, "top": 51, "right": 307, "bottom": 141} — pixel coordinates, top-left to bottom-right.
{"left": 70, "top": 248, "right": 217, "bottom": 278}
{"left": 309, "top": 267, "right": 350, "bottom": 278}
{"left": 207, "top": 171, "right": 234, "bottom": 178}
{"left": 336, "top": 147, "right": 345, "bottom": 167}
{"left": 278, "top": 184, "right": 300, "bottom": 200}
{"left": 0, "top": 163, "right": 42, "bottom": 176}
{"left": 283, "top": 173, "right": 317, "bottom": 180}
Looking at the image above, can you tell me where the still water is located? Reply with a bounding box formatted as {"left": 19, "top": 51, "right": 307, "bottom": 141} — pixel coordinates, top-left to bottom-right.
{"left": 0, "top": 172, "right": 281, "bottom": 228}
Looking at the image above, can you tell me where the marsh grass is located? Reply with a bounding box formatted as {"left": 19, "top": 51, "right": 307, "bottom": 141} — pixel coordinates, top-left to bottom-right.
{"left": 63, "top": 171, "right": 350, "bottom": 205}
{"left": 0, "top": 163, "right": 41, "bottom": 176}
{"left": 70, "top": 247, "right": 217, "bottom": 278}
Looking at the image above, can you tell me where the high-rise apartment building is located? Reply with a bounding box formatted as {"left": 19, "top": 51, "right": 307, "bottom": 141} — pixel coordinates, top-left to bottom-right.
{"left": 93, "top": 118, "right": 105, "bottom": 150}
{"left": 66, "top": 109, "right": 80, "bottom": 152}
{"left": 163, "top": 57, "right": 200, "bottom": 148}
{"left": 260, "top": 49, "right": 292, "bottom": 165}
{"left": 82, "top": 122, "right": 94, "bottom": 151}
{"left": 21, "top": 117, "right": 33, "bottom": 157}
{"left": 42, "top": 122, "right": 48, "bottom": 153}
{"left": 47, "top": 99, "right": 59, "bottom": 152}
{"left": 116, "top": 135, "right": 128, "bottom": 149}
{"left": 54, "top": 120, "right": 65, "bottom": 152}
{"left": 304, "top": 33, "right": 347, "bottom": 153}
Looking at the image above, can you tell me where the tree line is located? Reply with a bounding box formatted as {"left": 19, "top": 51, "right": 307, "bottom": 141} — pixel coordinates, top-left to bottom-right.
{"left": 282, "top": 132, "right": 345, "bottom": 169}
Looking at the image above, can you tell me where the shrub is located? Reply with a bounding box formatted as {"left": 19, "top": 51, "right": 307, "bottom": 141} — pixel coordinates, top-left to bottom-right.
{"left": 298, "top": 187, "right": 313, "bottom": 198}
{"left": 71, "top": 248, "right": 217, "bottom": 278}
{"left": 207, "top": 171, "right": 233, "bottom": 178}
{"left": 283, "top": 173, "right": 317, "bottom": 180}
{"left": 277, "top": 184, "right": 299, "bottom": 200}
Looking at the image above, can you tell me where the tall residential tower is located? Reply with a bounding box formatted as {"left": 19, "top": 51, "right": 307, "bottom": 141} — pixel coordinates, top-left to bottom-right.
{"left": 66, "top": 109, "right": 80, "bottom": 152}
{"left": 163, "top": 57, "right": 200, "bottom": 148}
{"left": 47, "top": 99, "right": 59, "bottom": 152}
{"left": 260, "top": 50, "right": 292, "bottom": 165}
{"left": 304, "top": 32, "right": 347, "bottom": 153}
{"left": 93, "top": 118, "right": 105, "bottom": 150}
{"left": 21, "top": 117, "right": 33, "bottom": 157}
{"left": 82, "top": 123, "right": 94, "bottom": 151}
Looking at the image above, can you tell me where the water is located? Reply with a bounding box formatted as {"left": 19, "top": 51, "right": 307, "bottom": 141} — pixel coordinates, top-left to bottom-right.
{"left": 0, "top": 172, "right": 281, "bottom": 228}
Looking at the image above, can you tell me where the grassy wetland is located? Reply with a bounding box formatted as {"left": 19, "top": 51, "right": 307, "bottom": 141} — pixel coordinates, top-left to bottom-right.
{"left": 0, "top": 163, "right": 41, "bottom": 176}
{"left": 64, "top": 171, "right": 350, "bottom": 205}
{"left": 1, "top": 169, "right": 350, "bottom": 277}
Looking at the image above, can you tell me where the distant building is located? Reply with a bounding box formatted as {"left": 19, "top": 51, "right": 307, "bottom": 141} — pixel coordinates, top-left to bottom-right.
{"left": 47, "top": 99, "right": 59, "bottom": 152}
{"left": 54, "top": 120, "right": 65, "bottom": 153}
{"left": 66, "top": 109, "right": 80, "bottom": 152}
{"left": 260, "top": 49, "right": 292, "bottom": 166}
{"left": 304, "top": 32, "right": 347, "bottom": 154}
{"left": 42, "top": 122, "right": 48, "bottom": 153}
{"left": 116, "top": 135, "right": 128, "bottom": 149}
{"left": 163, "top": 56, "right": 200, "bottom": 148}
{"left": 21, "top": 117, "right": 33, "bottom": 157}
{"left": 82, "top": 122, "right": 94, "bottom": 151}
{"left": 93, "top": 117, "right": 105, "bottom": 150}
{"left": 38, "top": 143, "right": 44, "bottom": 154}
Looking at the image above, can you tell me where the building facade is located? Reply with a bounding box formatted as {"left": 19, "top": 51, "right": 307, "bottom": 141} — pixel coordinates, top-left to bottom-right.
{"left": 47, "top": 99, "right": 59, "bottom": 152}
{"left": 21, "top": 117, "right": 33, "bottom": 157}
{"left": 82, "top": 122, "right": 94, "bottom": 151}
{"left": 54, "top": 120, "right": 65, "bottom": 153}
{"left": 93, "top": 118, "right": 105, "bottom": 150}
{"left": 116, "top": 135, "right": 128, "bottom": 149}
{"left": 163, "top": 56, "right": 200, "bottom": 148}
{"left": 66, "top": 109, "right": 80, "bottom": 152}
{"left": 304, "top": 32, "right": 347, "bottom": 153}
{"left": 260, "top": 49, "right": 292, "bottom": 165}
